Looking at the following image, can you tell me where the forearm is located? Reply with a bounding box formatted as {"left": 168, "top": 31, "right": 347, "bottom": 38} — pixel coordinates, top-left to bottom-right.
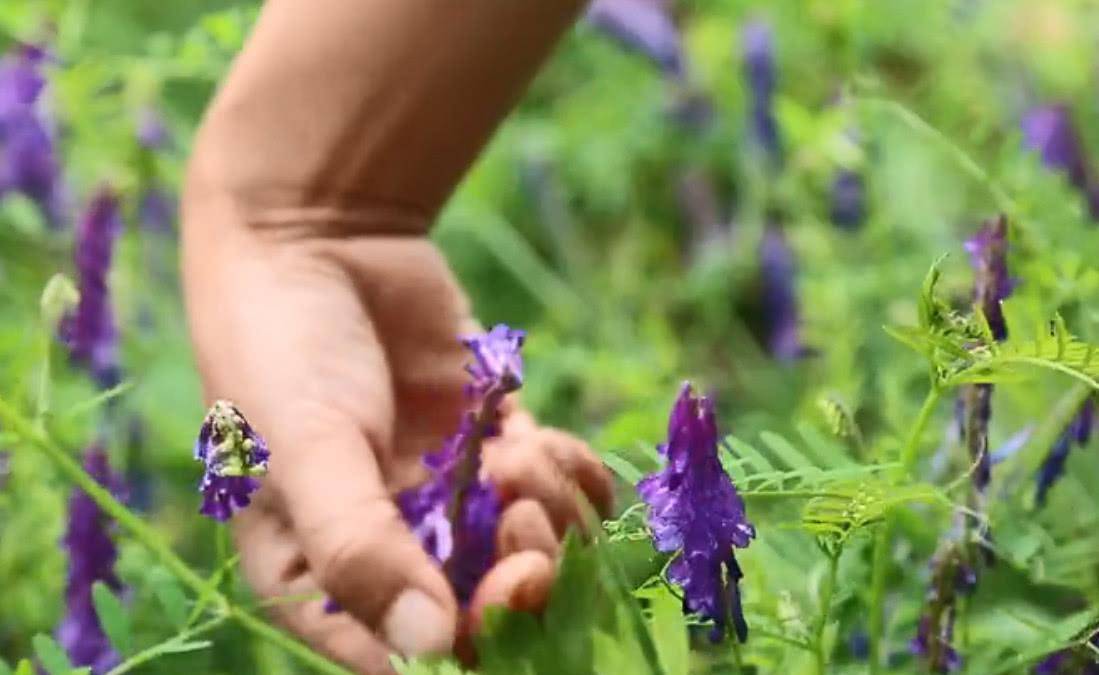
{"left": 184, "top": 0, "right": 586, "bottom": 237}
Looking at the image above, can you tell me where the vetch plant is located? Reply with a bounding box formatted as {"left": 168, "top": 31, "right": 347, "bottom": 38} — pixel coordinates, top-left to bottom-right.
{"left": 194, "top": 400, "right": 270, "bottom": 522}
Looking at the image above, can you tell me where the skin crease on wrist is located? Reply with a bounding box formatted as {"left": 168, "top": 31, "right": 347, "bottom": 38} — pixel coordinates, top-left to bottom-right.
{"left": 181, "top": 175, "right": 614, "bottom": 672}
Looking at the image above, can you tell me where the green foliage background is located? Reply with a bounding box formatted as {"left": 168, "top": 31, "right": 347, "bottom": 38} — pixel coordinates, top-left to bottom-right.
{"left": 3, "top": 0, "right": 1099, "bottom": 673}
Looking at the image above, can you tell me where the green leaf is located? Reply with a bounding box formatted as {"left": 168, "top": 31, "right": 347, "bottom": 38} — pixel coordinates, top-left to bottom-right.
{"left": 12, "top": 661, "right": 34, "bottom": 675}
{"left": 32, "top": 634, "right": 73, "bottom": 675}
{"left": 600, "top": 449, "right": 644, "bottom": 485}
{"left": 156, "top": 640, "right": 214, "bottom": 655}
{"left": 648, "top": 592, "right": 689, "bottom": 675}
{"left": 147, "top": 565, "right": 189, "bottom": 628}
{"left": 0, "top": 657, "right": 11, "bottom": 675}
{"left": 92, "top": 581, "right": 132, "bottom": 655}
{"left": 759, "top": 431, "right": 818, "bottom": 471}
{"left": 725, "top": 436, "right": 775, "bottom": 473}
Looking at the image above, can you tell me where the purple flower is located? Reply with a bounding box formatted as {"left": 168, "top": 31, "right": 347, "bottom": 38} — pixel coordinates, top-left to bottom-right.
{"left": 830, "top": 169, "right": 865, "bottom": 230}
{"left": 396, "top": 325, "right": 525, "bottom": 604}
{"left": 136, "top": 107, "right": 170, "bottom": 150}
{"left": 964, "top": 215, "right": 1013, "bottom": 341}
{"left": 742, "top": 21, "right": 782, "bottom": 162}
{"left": 760, "top": 226, "right": 805, "bottom": 360}
{"left": 638, "top": 383, "right": 755, "bottom": 642}
{"left": 585, "top": 0, "right": 683, "bottom": 77}
{"left": 57, "top": 446, "right": 126, "bottom": 674}
{"left": 1035, "top": 398, "right": 1095, "bottom": 507}
{"left": 1021, "top": 105, "right": 1099, "bottom": 220}
{"left": 138, "top": 185, "right": 175, "bottom": 234}
{"left": 60, "top": 190, "right": 123, "bottom": 390}
{"left": 194, "top": 401, "right": 270, "bottom": 522}
{"left": 0, "top": 44, "right": 65, "bottom": 227}
{"left": 1034, "top": 632, "right": 1099, "bottom": 674}
{"left": 910, "top": 543, "right": 971, "bottom": 673}
{"left": 461, "top": 324, "right": 526, "bottom": 398}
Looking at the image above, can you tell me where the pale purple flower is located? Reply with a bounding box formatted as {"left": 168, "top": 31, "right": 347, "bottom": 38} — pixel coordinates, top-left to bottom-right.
{"left": 57, "top": 446, "right": 126, "bottom": 674}
{"left": 586, "top": 0, "right": 683, "bottom": 77}
{"left": 194, "top": 401, "right": 270, "bottom": 522}
{"left": 138, "top": 185, "right": 175, "bottom": 234}
{"left": 396, "top": 325, "right": 525, "bottom": 604}
{"left": 1021, "top": 105, "right": 1099, "bottom": 219}
{"left": 135, "top": 107, "right": 170, "bottom": 150}
{"left": 60, "top": 190, "right": 123, "bottom": 390}
{"left": 638, "top": 383, "right": 755, "bottom": 642}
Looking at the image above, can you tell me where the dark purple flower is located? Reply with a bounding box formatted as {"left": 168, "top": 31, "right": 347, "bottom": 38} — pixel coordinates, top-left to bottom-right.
{"left": 0, "top": 44, "right": 64, "bottom": 226}
{"left": 194, "top": 400, "right": 270, "bottom": 522}
{"left": 1021, "top": 105, "right": 1099, "bottom": 220}
{"left": 1035, "top": 399, "right": 1095, "bottom": 507}
{"left": 759, "top": 226, "right": 805, "bottom": 360}
{"left": 57, "top": 446, "right": 126, "bottom": 674}
{"left": 638, "top": 383, "right": 755, "bottom": 642}
{"left": 911, "top": 543, "right": 971, "bottom": 673}
{"left": 396, "top": 325, "right": 525, "bottom": 604}
{"left": 742, "top": 21, "right": 782, "bottom": 163}
{"left": 964, "top": 215, "right": 1013, "bottom": 341}
{"left": 138, "top": 185, "right": 175, "bottom": 234}
{"left": 461, "top": 324, "right": 525, "bottom": 398}
{"left": 830, "top": 169, "right": 865, "bottom": 230}
{"left": 585, "top": 0, "right": 683, "bottom": 77}
{"left": 60, "top": 190, "right": 123, "bottom": 390}
{"left": 1034, "top": 632, "right": 1099, "bottom": 674}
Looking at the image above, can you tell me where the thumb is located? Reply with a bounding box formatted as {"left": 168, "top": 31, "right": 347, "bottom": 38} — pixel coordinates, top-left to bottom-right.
{"left": 277, "top": 417, "right": 458, "bottom": 658}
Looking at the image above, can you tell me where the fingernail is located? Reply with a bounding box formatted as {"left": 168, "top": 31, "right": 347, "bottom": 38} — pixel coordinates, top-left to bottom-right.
{"left": 382, "top": 589, "right": 454, "bottom": 657}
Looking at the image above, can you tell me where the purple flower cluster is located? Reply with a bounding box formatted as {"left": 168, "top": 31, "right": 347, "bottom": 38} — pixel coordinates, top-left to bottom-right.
{"left": 1035, "top": 632, "right": 1099, "bottom": 674}
{"left": 1021, "top": 105, "right": 1099, "bottom": 220}
{"left": 964, "top": 215, "right": 1013, "bottom": 342}
{"left": 1035, "top": 399, "right": 1095, "bottom": 507}
{"left": 585, "top": 0, "right": 684, "bottom": 78}
{"left": 759, "top": 226, "right": 806, "bottom": 361}
{"left": 910, "top": 543, "right": 973, "bottom": 673}
{"left": 134, "top": 107, "right": 176, "bottom": 235}
{"left": 638, "top": 383, "right": 755, "bottom": 642}
{"left": 60, "top": 190, "right": 123, "bottom": 390}
{"left": 0, "top": 44, "right": 64, "bottom": 226}
{"left": 398, "top": 325, "right": 525, "bottom": 604}
{"left": 830, "top": 169, "right": 865, "bottom": 230}
{"left": 57, "top": 447, "right": 127, "bottom": 674}
{"left": 194, "top": 401, "right": 270, "bottom": 522}
{"left": 742, "top": 21, "right": 782, "bottom": 163}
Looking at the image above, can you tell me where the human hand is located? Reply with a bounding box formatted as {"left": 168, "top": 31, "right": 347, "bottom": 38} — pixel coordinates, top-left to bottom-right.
{"left": 181, "top": 212, "right": 613, "bottom": 672}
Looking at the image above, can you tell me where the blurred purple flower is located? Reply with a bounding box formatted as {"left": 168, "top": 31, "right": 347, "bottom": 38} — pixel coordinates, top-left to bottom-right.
{"left": 742, "top": 21, "right": 782, "bottom": 162}
{"left": 830, "top": 169, "right": 865, "bottom": 230}
{"left": 194, "top": 400, "right": 270, "bottom": 522}
{"left": 60, "top": 190, "right": 123, "bottom": 390}
{"left": 1035, "top": 398, "right": 1094, "bottom": 507}
{"left": 638, "top": 383, "right": 755, "bottom": 642}
{"left": 0, "top": 44, "right": 65, "bottom": 227}
{"left": 57, "top": 446, "right": 126, "bottom": 674}
{"left": 1021, "top": 105, "right": 1099, "bottom": 220}
{"left": 138, "top": 185, "right": 175, "bottom": 234}
{"left": 136, "top": 107, "right": 170, "bottom": 150}
{"left": 397, "top": 324, "right": 524, "bottom": 604}
{"left": 760, "top": 226, "right": 806, "bottom": 360}
{"left": 964, "top": 215, "right": 1013, "bottom": 341}
{"left": 1034, "top": 632, "right": 1099, "bottom": 674}
{"left": 910, "top": 543, "right": 972, "bottom": 673}
{"left": 586, "top": 0, "right": 683, "bottom": 77}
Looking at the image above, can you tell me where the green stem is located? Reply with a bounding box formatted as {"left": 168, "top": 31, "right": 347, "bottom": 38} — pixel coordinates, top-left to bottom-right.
{"left": 232, "top": 608, "right": 354, "bottom": 675}
{"left": 869, "top": 385, "right": 943, "bottom": 672}
{"left": 814, "top": 552, "right": 841, "bottom": 675}
{"left": 106, "top": 615, "right": 228, "bottom": 675}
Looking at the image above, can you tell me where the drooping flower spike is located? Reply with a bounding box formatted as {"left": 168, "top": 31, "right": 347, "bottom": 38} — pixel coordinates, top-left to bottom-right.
{"left": 194, "top": 400, "right": 270, "bottom": 522}
{"left": 638, "top": 382, "right": 755, "bottom": 642}
{"left": 830, "top": 169, "right": 865, "bottom": 230}
{"left": 1021, "top": 105, "right": 1099, "bottom": 220}
{"left": 57, "top": 446, "right": 127, "bottom": 674}
{"left": 759, "top": 226, "right": 807, "bottom": 361}
{"left": 585, "top": 0, "right": 684, "bottom": 78}
{"left": 397, "top": 324, "right": 526, "bottom": 604}
{"left": 1033, "top": 631, "right": 1099, "bottom": 674}
{"left": 742, "top": 20, "right": 781, "bottom": 164}
{"left": 1035, "top": 398, "right": 1094, "bottom": 507}
{"left": 964, "top": 214, "right": 1013, "bottom": 342}
{"left": 60, "top": 190, "right": 123, "bottom": 390}
{"left": 910, "top": 542, "right": 972, "bottom": 673}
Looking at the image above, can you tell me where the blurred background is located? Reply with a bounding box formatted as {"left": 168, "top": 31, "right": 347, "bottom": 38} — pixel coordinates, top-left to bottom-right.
{"left": 4, "top": 0, "right": 1099, "bottom": 672}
